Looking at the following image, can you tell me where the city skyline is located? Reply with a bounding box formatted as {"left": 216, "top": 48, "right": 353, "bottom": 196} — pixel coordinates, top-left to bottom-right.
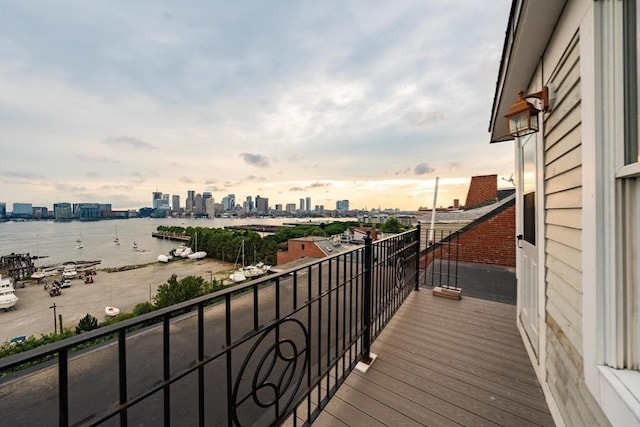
{"left": 0, "top": 1, "right": 514, "bottom": 210}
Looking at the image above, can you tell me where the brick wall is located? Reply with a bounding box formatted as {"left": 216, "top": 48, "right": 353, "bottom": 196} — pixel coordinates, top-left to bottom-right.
{"left": 421, "top": 204, "right": 516, "bottom": 267}
{"left": 276, "top": 238, "right": 327, "bottom": 265}
{"left": 465, "top": 174, "right": 498, "bottom": 208}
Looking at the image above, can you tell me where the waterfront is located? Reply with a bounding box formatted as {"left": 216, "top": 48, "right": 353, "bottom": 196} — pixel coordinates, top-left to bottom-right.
{"left": 0, "top": 217, "right": 305, "bottom": 269}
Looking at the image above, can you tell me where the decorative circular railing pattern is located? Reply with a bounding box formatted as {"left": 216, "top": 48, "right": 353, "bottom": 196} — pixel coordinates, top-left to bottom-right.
{"left": 395, "top": 256, "right": 406, "bottom": 289}
{"left": 232, "top": 318, "right": 309, "bottom": 426}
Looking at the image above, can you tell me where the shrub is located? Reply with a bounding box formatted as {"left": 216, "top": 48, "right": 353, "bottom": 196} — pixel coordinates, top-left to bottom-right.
{"left": 76, "top": 314, "right": 99, "bottom": 334}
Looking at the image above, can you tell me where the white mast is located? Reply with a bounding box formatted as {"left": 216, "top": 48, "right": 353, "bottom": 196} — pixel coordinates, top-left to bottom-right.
{"left": 429, "top": 177, "right": 439, "bottom": 245}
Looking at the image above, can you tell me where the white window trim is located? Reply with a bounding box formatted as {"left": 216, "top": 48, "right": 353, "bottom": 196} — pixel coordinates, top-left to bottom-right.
{"left": 582, "top": 2, "right": 640, "bottom": 426}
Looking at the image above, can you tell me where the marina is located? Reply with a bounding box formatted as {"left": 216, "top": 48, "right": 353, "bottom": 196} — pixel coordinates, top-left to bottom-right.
{"left": 0, "top": 217, "right": 292, "bottom": 270}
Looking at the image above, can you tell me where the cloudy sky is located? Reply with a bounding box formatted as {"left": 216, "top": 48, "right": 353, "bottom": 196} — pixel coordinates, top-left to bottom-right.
{"left": 0, "top": 0, "right": 513, "bottom": 211}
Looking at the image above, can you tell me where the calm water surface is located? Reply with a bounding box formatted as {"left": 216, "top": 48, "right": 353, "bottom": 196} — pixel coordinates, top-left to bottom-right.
{"left": 0, "top": 218, "right": 305, "bottom": 269}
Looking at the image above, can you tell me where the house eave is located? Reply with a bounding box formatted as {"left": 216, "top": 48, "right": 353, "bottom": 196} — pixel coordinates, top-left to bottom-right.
{"left": 488, "top": 0, "right": 567, "bottom": 143}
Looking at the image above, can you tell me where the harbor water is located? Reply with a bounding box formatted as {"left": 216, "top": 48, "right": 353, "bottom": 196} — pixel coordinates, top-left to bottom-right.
{"left": 0, "top": 217, "right": 302, "bottom": 269}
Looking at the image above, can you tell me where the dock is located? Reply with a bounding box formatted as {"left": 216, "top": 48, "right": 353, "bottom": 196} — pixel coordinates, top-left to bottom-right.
{"left": 151, "top": 231, "right": 191, "bottom": 242}
{"left": 224, "top": 224, "right": 284, "bottom": 233}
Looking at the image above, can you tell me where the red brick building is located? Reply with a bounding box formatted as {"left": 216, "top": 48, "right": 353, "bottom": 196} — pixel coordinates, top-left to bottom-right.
{"left": 276, "top": 236, "right": 337, "bottom": 266}
{"left": 424, "top": 198, "right": 516, "bottom": 267}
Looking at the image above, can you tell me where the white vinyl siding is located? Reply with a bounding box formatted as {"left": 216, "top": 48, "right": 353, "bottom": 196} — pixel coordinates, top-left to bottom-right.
{"left": 542, "top": 32, "right": 611, "bottom": 426}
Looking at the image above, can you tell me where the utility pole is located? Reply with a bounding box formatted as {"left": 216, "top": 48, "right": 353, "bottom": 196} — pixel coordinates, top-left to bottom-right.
{"left": 49, "top": 303, "right": 57, "bottom": 334}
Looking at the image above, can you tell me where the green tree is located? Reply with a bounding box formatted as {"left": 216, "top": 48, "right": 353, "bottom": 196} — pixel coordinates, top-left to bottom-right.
{"left": 132, "top": 301, "right": 155, "bottom": 316}
{"left": 154, "top": 274, "right": 209, "bottom": 309}
{"left": 381, "top": 218, "right": 403, "bottom": 233}
{"left": 75, "top": 314, "right": 99, "bottom": 334}
{"left": 324, "top": 222, "right": 349, "bottom": 236}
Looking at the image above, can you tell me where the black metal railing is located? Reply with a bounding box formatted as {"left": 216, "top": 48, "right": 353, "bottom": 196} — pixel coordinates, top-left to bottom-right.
{"left": 0, "top": 228, "right": 420, "bottom": 426}
{"left": 418, "top": 227, "right": 461, "bottom": 290}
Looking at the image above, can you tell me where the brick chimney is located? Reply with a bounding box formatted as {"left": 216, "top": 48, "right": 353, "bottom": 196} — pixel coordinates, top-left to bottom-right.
{"left": 464, "top": 175, "right": 498, "bottom": 208}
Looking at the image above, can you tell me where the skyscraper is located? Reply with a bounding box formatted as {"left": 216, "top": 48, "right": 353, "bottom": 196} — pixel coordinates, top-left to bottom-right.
{"left": 172, "top": 195, "right": 180, "bottom": 211}
{"left": 336, "top": 200, "right": 350, "bottom": 212}
{"left": 256, "top": 195, "right": 268, "bottom": 214}
{"left": 306, "top": 197, "right": 311, "bottom": 213}
{"left": 186, "top": 190, "right": 195, "bottom": 212}
{"left": 202, "top": 192, "right": 212, "bottom": 214}
{"left": 205, "top": 197, "right": 215, "bottom": 218}
{"left": 299, "top": 198, "right": 305, "bottom": 212}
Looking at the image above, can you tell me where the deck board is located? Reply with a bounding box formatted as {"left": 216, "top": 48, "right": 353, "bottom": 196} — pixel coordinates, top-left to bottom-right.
{"left": 314, "top": 290, "right": 555, "bottom": 426}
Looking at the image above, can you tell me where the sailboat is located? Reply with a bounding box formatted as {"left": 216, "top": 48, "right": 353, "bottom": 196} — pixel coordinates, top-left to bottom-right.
{"left": 187, "top": 231, "right": 207, "bottom": 259}
{"left": 114, "top": 224, "right": 120, "bottom": 245}
{"left": 229, "top": 240, "right": 266, "bottom": 282}
{"left": 76, "top": 230, "right": 83, "bottom": 248}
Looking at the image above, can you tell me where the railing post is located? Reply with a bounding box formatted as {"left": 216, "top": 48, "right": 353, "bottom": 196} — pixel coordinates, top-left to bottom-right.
{"left": 362, "top": 231, "right": 372, "bottom": 363}
{"left": 415, "top": 223, "right": 421, "bottom": 291}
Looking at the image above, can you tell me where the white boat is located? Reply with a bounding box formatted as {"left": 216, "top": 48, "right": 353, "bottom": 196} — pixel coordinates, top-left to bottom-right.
{"left": 228, "top": 241, "right": 267, "bottom": 282}
{"left": 229, "top": 272, "right": 247, "bottom": 282}
{"left": 239, "top": 265, "right": 266, "bottom": 278}
{"left": 0, "top": 275, "right": 19, "bottom": 310}
{"left": 174, "top": 245, "right": 186, "bottom": 256}
{"left": 188, "top": 251, "right": 207, "bottom": 260}
{"left": 31, "top": 270, "right": 46, "bottom": 281}
{"left": 62, "top": 266, "right": 77, "bottom": 279}
{"left": 254, "top": 262, "right": 272, "bottom": 272}
{"left": 132, "top": 241, "right": 138, "bottom": 249}
{"left": 180, "top": 247, "right": 193, "bottom": 258}
{"left": 157, "top": 254, "right": 172, "bottom": 263}
{"left": 105, "top": 306, "right": 120, "bottom": 316}
{"left": 76, "top": 244, "right": 84, "bottom": 249}
{"left": 114, "top": 224, "right": 120, "bottom": 245}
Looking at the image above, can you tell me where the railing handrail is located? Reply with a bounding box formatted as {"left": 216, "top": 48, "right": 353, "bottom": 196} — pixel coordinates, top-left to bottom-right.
{"left": 0, "top": 229, "right": 415, "bottom": 372}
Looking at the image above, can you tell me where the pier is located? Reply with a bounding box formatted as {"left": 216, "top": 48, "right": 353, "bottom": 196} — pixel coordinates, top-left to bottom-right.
{"left": 151, "top": 231, "right": 191, "bottom": 242}
{"left": 224, "top": 224, "right": 284, "bottom": 233}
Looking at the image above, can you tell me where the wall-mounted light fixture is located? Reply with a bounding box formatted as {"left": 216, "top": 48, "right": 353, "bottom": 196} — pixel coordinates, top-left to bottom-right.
{"left": 505, "top": 87, "right": 549, "bottom": 137}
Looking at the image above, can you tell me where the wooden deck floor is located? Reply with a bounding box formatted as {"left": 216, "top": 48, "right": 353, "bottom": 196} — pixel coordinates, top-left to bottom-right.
{"left": 313, "top": 290, "right": 555, "bottom": 427}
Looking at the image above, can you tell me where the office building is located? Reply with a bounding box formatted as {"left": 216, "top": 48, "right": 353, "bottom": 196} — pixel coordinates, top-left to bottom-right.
{"left": 12, "top": 203, "right": 32, "bottom": 219}
{"left": 336, "top": 200, "right": 350, "bottom": 212}
{"left": 256, "top": 195, "right": 268, "bottom": 214}
{"left": 186, "top": 190, "right": 195, "bottom": 212}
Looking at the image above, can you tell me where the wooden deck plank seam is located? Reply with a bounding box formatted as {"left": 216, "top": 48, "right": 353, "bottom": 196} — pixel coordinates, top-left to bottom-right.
{"left": 362, "top": 358, "right": 549, "bottom": 427}
{"left": 383, "top": 320, "right": 531, "bottom": 362}
{"left": 379, "top": 324, "right": 536, "bottom": 375}
{"left": 372, "top": 340, "right": 548, "bottom": 404}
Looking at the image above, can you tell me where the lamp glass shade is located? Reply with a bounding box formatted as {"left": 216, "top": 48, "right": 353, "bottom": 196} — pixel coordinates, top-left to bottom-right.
{"left": 508, "top": 111, "right": 539, "bottom": 137}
